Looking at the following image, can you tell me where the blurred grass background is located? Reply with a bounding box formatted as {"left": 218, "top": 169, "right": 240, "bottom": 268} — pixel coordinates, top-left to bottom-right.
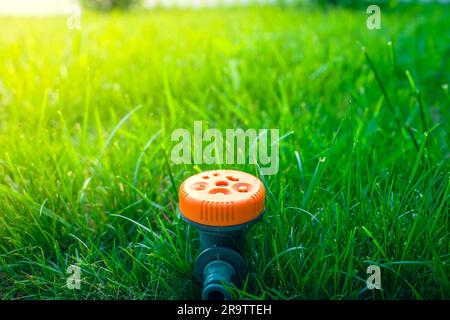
{"left": 0, "top": 2, "right": 449, "bottom": 299}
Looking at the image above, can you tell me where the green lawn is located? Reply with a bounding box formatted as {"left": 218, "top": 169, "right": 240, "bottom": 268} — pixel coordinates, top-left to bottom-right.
{"left": 0, "top": 4, "right": 448, "bottom": 299}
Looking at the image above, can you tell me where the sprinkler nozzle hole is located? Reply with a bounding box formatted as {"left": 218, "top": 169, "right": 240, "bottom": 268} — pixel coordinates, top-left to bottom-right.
{"left": 226, "top": 175, "right": 239, "bottom": 181}
{"left": 232, "top": 182, "right": 253, "bottom": 193}
{"left": 190, "top": 182, "right": 208, "bottom": 191}
{"left": 238, "top": 186, "right": 248, "bottom": 192}
{"left": 208, "top": 188, "right": 231, "bottom": 195}
{"left": 215, "top": 181, "right": 229, "bottom": 187}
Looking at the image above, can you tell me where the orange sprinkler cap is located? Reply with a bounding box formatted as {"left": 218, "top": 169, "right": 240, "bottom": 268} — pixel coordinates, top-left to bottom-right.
{"left": 179, "top": 170, "right": 265, "bottom": 227}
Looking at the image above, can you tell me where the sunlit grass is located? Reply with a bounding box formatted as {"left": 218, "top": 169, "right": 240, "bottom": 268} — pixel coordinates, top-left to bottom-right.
{"left": 0, "top": 5, "right": 448, "bottom": 299}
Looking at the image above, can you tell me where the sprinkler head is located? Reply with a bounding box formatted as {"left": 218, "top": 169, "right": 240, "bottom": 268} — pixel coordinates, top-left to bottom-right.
{"left": 179, "top": 170, "right": 265, "bottom": 300}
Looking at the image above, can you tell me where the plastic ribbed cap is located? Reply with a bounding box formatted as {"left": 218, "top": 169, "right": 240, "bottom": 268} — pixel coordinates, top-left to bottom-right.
{"left": 179, "top": 170, "right": 265, "bottom": 227}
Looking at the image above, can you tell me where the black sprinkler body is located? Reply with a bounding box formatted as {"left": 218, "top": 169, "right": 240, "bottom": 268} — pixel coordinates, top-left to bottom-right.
{"left": 178, "top": 170, "right": 265, "bottom": 300}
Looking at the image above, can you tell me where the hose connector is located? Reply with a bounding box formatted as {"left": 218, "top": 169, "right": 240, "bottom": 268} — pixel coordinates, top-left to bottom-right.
{"left": 202, "top": 260, "right": 234, "bottom": 300}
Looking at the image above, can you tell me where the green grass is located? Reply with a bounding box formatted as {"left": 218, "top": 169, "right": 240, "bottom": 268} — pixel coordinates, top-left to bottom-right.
{"left": 0, "top": 4, "right": 449, "bottom": 300}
